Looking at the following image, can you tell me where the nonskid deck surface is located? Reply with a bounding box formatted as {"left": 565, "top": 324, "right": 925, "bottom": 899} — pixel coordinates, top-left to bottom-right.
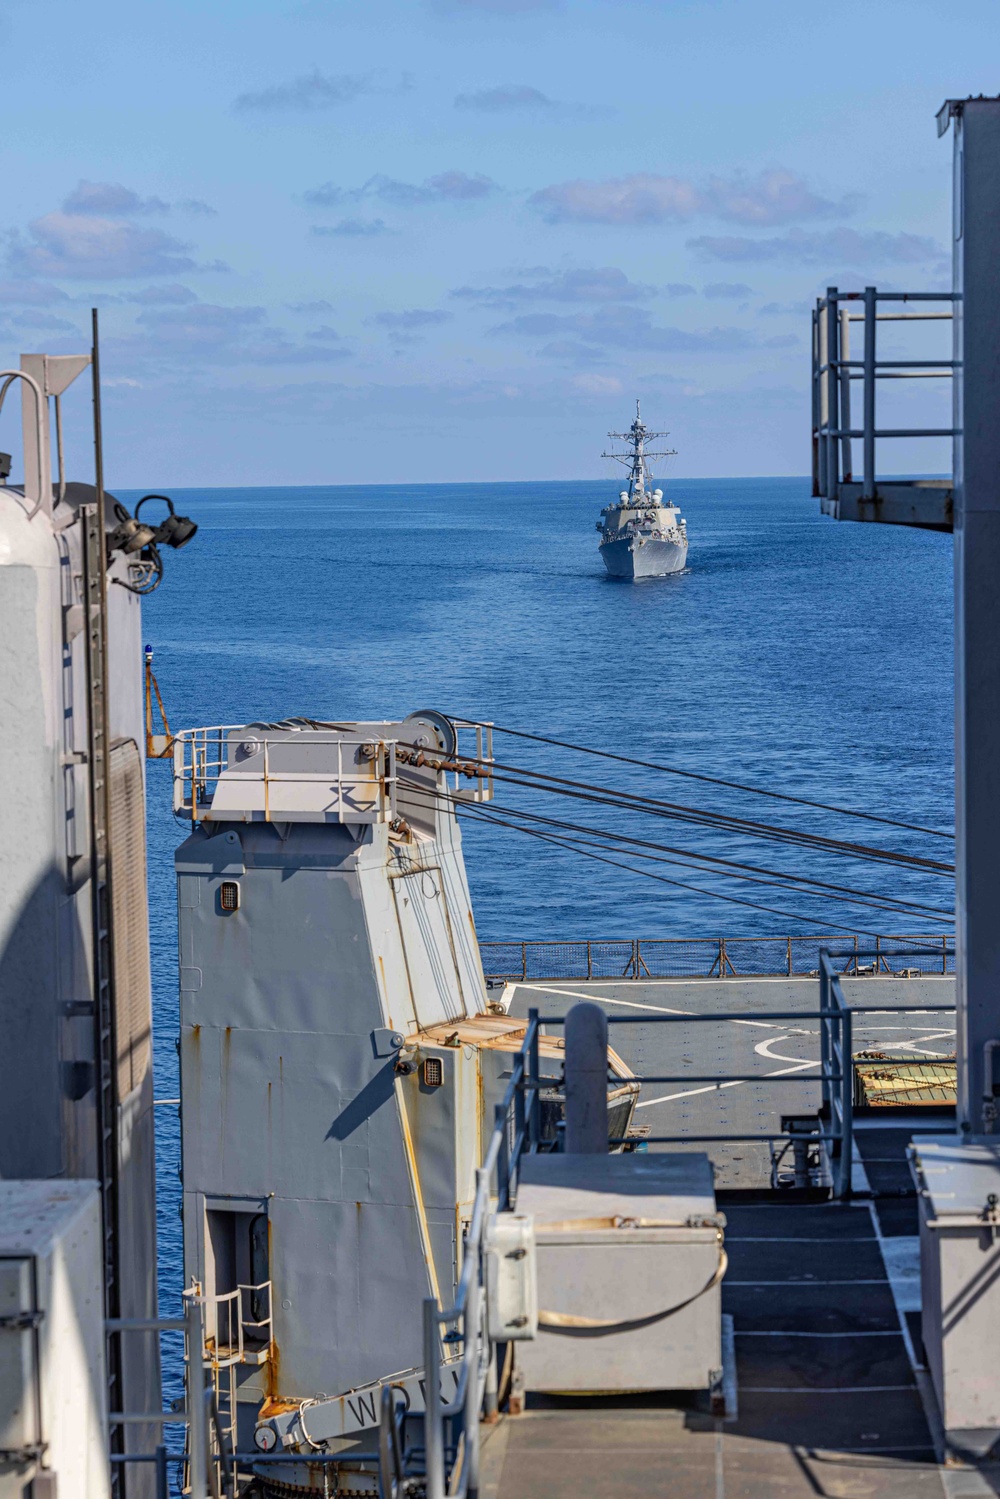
{"left": 505, "top": 975, "right": 956, "bottom": 1188}
{"left": 487, "top": 980, "right": 972, "bottom": 1494}
{"left": 482, "top": 1186, "right": 957, "bottom": 1497}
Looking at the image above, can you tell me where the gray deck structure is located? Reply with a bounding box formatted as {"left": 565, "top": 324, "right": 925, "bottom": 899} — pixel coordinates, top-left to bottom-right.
{"left": 481, "top": 982, "right": 957, "bottom": 1497}
{"left": 478, "top": 976, "right": 963, "bottom": 1497}
{"left": 506, "top": 975, "right": 955, "bottom": 1187}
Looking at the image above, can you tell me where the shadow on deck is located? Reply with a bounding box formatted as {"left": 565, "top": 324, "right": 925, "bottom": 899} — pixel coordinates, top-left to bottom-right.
{"left": 481, "top": 1121, "right": 1000, "bottom": 1498}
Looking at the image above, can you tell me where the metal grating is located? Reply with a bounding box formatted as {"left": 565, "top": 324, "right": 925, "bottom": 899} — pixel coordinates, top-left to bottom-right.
{"left": 110, "top": 739, "right": 152, "bottom": 1099}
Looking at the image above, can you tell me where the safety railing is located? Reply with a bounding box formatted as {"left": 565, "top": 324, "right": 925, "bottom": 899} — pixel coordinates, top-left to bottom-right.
{"left": 205, "top": 1279, "right": 272, "bottom": 1367}
{"left": 811, "top": 286, "right": 958, "bottom": 516}
{"left": 818, "top": 950, "right": 956, "bottom": 1195}
{"left": 106, "top": 1290, "right": 221, "bottom": 1499}
{"left": 173, "top": 719, "right": 493, "bottom": 823}
{"left": 172, "top": 725, "right": 398, "bottom": 824}
{"left": 421, "top": 951, "right": 960, "bottom": 1496}
{"left": 419, "top": 1014, "right": 540, "bottom": 1499}
{"left": 111, "top": 1285, "right": 384, "bottom": 1498}
{"left": 480, "top": 933, "right": 954, "bottom": 983}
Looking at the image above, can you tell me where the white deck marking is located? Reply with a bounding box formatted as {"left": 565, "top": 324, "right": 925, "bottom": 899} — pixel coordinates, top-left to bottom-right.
{"left": 636, "top": 1052, "right": 820, "bottom": 1108}
{"left": 514, "top": 983, "right": 692, "bottom": 1015}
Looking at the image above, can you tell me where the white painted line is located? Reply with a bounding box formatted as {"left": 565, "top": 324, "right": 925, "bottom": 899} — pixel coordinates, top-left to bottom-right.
{"left": 724, "top": 1279, "right": 890, "bottom": 1286}
{"left": 721, "top": 1313, "right": 738, "bottom": 1423}
{"left": 736, "top": 1330, "right": 900, "bottom": 1338}
{"left": 864, "top": 1203, "right": 995, "bottom": 1493}
{"left": 636, "top": 1079, "right": 745, "bottom": 1108}
{"left": 878, "top": 1237, "right": 922, "bottom": 1315}
{"left": 636, "top": 1052, "right": 819, "bottom": 1108}
{"left": 745, "top": 1384, "right": 917, "bottom": 1394}
{"left": 514, "top": 983, "right": 692, "bottom": 1015}
{"left": 753, "top": 1036, "right": 817, "bottom": 1065}
{"left": 852, "top": 1137, "right": 872, "bottom": 1195}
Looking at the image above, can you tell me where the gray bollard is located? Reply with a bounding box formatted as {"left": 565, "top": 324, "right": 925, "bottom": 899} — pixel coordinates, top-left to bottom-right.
{"left": 564, "top": 1002, "right": 608, "bottom": 1153}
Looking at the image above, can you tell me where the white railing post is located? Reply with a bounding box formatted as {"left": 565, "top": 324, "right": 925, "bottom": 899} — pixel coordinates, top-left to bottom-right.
{"left": 423, "top": 1298, "right": 444, "bottom": 1499}
{"left": 184, "top": 1290, "right": 208, "bottom": 1499}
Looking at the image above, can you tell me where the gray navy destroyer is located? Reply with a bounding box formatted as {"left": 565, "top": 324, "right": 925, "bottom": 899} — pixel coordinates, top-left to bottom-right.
{"left": 597, "top": 402, "right": 687, "bottom": 578}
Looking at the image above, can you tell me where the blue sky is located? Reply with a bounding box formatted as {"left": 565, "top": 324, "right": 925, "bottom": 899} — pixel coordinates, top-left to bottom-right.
{"left": 0, "top": 0, "right": 989, "bottom": 484}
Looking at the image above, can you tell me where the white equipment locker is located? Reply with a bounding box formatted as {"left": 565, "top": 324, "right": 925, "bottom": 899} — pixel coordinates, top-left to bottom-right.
{"left": 912, "top": 1136, "right": 1000, "bottom": 1446}
{"left": 0, "top": 1181, "right": 110, "bottom": 1498}
{"left": 514, "top": 1153, "right": 724, "bottom": 1395}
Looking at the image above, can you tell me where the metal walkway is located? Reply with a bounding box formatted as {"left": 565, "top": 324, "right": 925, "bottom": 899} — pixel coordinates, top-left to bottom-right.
{"left": 482, "top": 1188, "right": 950, "bottom": 1498}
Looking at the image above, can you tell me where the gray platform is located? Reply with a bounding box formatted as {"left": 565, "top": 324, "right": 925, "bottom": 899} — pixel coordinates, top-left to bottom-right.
{"left": 505, "top": 975, "right": 956, "bottom": 1188}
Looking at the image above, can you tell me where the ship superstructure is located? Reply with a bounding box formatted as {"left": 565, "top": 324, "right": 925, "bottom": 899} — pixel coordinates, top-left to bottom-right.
{"left": 596, "top": 402, "right": 687, "bottom": 578}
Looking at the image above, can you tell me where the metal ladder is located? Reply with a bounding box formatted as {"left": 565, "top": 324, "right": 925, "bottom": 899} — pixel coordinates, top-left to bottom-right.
{"left": 82, "top": 313, "right": 125, "bottom": 1493}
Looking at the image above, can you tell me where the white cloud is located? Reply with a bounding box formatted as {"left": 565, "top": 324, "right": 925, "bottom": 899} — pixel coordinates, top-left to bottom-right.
{"left": 431, "top": 0, "right": 559, "bottom": 11}
{"left": 305, "top": 171, "right": 499, "bottom": 209}
{"left": 455, "top": 85, "right": 555, "bottom": 111}
{"left": 367, "top": 308, "right": 452, "bottom": 329}
{"left": 63, "top": 181, "right": 170, "bottom": 216}
{"left": 1, "top": 310, "right": 80, "bottom": 332}
{"left": 0, "top": 279, "right": 70, "bottom": 305}
{"left": 235, "top": 70, "right": 373, "bottom": 112}
{"left": 529, "top": 169, "right": 856, "bottom": 227}
{"left": 310, "top": 219, "right": 394, "bottom": 239}
{"left": 61, "top": 182, "right": 215, "bottom": 218}
{"left": 688, "top": 227, "right": 944, "bottom": 265}
{"left": 117, "top": 302, "right": 352, "bottom": 366}
{"left": 8, "top": 213, "right": 201, "bottom": 279}
{"left": 130, "top": 284, "right": 199, "bottom": 305}
{"left": 451, "top": 266, "right": 656, "bottom": 307}
{"left": 703, "top": 281, "right": 753, "bottom": 299}
{"left": 571, "top": 373, "right": 623, "bottom": 396}
{"left": 491, "top": 304, "right": 761, "bottom": 355}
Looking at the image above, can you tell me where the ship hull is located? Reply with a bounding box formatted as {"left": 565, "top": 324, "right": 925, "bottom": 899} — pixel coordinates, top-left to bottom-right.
{"left": 599, "top": 536, "right": 688, "bottom": 579}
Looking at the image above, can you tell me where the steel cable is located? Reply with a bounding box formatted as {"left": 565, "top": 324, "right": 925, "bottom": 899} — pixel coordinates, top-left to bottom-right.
{"left": 455, "top": 718, "right": 953, "bottom": 840}
{"left": 398, "top": 745, "right": 954, "bottom": 876}
{"left": 397, "top": 777, "right": 952, "bottom": 928}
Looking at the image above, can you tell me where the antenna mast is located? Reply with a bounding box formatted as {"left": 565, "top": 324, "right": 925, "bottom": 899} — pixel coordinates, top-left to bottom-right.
{"left": 601, "top": 399, "right": 676, "bottom": 500}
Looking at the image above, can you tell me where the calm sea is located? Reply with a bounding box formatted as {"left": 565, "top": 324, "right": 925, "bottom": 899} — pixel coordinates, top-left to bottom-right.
{"left": 133, "top": 476, "right": 954, "bottom": 1394}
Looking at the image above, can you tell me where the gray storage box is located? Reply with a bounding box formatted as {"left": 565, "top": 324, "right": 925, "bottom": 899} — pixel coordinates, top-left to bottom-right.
{"left": 514, "top": 1153, "right": 723, "bottom": 1394}
{"left": 912, "top": 1136, "right": 1000, "bottom": 1444}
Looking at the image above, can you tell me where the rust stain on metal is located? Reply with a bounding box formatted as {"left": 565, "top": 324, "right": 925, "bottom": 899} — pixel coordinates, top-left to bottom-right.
{"left": 258, "top": 1390, "right": 297, "bottom": 1419}
{"left": 265, "top": 1216, "right": 280, "bottom": 1401}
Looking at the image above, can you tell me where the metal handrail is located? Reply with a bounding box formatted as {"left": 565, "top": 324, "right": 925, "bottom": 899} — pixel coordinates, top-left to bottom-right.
{"left": 172, "top": 721, "right": 493, "bottom": 822}
{"left": 407, "top": 947, "right": 958, "bottom": 1496}
{"left": 812, "top": 286, "right": 959, "bottom": 503}
{"left": 0, "top": 369, "right": 47, "bottom": 519}
{"left": 480, "top": 933, "right": 954, "bottom": 983}
{"left": 422, "top": 1016, "right": 540, "bottom": 1499}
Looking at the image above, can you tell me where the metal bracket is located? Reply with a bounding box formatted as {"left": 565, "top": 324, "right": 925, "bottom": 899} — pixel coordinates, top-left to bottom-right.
{"left": 0, "top": 1310, "right": 43, "bottom": 1331}
{"left": 372, "top": 1028, "right": 405, "bottom": 1058}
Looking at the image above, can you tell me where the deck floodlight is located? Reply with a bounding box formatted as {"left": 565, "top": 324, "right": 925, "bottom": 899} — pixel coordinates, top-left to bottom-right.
{"left": 136, "top": 493, "right": 198, "bottom": 549}
{"left": 108, "top": 502, "right": 157, "bottom": 554}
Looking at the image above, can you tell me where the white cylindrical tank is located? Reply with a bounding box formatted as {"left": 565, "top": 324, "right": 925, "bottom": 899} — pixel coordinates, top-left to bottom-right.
{"left": 0, "top": 489, "right": 74, "bottom": 1178}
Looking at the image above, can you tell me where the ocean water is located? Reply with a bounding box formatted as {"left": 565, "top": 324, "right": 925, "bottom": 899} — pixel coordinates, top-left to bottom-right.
{"left": 133, "top": 476, "right": 954, "bottom": 1400}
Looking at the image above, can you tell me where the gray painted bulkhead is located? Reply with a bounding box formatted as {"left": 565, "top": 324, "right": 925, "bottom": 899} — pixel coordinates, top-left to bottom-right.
{"left": 176, "top": 722, "right": 492, "bottom": 1434}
